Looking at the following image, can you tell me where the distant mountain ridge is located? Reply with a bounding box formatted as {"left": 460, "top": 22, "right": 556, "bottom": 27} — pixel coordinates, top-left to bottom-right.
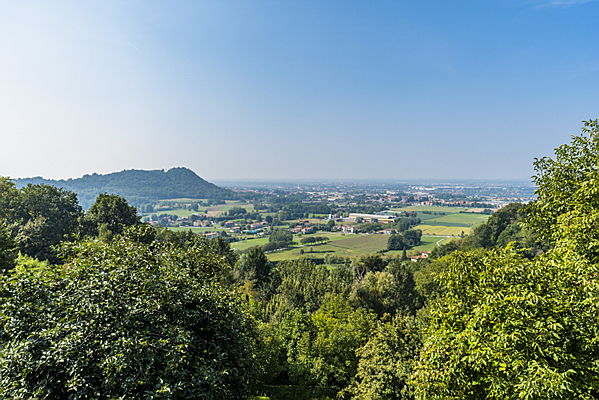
{"left": 15, "top": 167, "right": 235, "bottom": 208}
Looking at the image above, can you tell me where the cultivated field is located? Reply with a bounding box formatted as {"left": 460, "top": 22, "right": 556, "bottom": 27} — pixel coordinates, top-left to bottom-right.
{"left": 167, "top": 226, "right": 228, "bottom": 233}
{"left": 266, "top": 233, "right": 445, "bottom": 262}
{"left": 153, "top": 209, "right": 205, "bottom": 217}
{"left": 415, "top": 225, "right": 471, "bottom": 236}
{"left": 398, "top": 205, "right": 491, "bottom": 236}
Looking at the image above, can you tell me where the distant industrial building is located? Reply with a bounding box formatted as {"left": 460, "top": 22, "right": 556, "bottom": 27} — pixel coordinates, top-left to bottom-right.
{"left": 348, "top": 213, "right": 398, "bottom": 224}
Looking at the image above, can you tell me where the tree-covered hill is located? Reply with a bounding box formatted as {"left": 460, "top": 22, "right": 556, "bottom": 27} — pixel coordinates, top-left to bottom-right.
{"left": 15, "top": 167, "right": 235, "bottom": 208}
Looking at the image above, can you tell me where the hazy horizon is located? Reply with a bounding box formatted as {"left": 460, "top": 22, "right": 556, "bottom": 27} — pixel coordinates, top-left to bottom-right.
{"left": 1, "top": 0, "right": 598, "bottom": 181}
{"left": 12, "top": 166, "right": 535, "bottom": 185}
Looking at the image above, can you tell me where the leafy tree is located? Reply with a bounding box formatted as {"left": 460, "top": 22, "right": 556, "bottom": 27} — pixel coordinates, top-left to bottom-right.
{"left": 0, "top": 225, "right": 257, "bottom": 399}
{"left": 268, "top": 260, "right": 334, "bottom": 316}
{"left": 228, "top": 206, "right": 248, "bottom": 217}
{"left": 388, "top": 233, "right": 406, "bottom": 251}
{"left": 300, "top": 236, "right": 329, "bottom": 245}
{"left": 528, "top": 119, "right": 599, "bottom": 247}
{"left": 350, "top": 262, "right": 422, "bottom": 317}
{"left": 352, "top": 254, "right": 386, "bottom": 279}
{"left": 279, "top": 295, "right": 376, "bottom": 392}
{"left": 412, "top": 247, "right": 599, "bottom": 399}
{"left": 413, "top": 122, "right": 599, "bottom": 398}
{"left": 265, "top": 228, "right": 294, "bottom": 251}
{"left": 0, "top": 222, "right": 17, "bottom": 270}
{"left": 85, "top": 193, "right": 140, "bottom": 236}
{"left": 432, "top": 204, "right": 544, "bottom": 259}
{"left": 236, "top": 246, "right": 272, "bottom": 291}
{"left": 269, "top": 228, "right": 293, "bottom": 245}
{"left": 0, "top": 177, "right": 21, "bottom": 223}
{"left": 345, "top": 315, "right": 421, "bottom": 400}
{"left": 16, "top": 184, "right": 83, "bottom": 261}
{"left": 403, "top": 229, "right": 422, "bottom": 247}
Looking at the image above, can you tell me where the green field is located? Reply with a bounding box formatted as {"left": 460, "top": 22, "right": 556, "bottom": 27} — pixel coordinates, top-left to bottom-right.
{"left": 167, "top": 226, "right": 228, "bottom": 233}
{"left": 396, "top": 205, "right": 469, "bottom": 213}
{"left": 231, "top": 232, "right": 354, "bottom": 252}
{"left": 415, "top": 225, "right": 471, "bottom": 236}
{"left": 206, "top": 201, "right": 255, "bottom": 216}
{"left": 423, "top": 212, "right": 489, "bottom": 227}
{"left": 157, "top": 198, "right": 208, "bottom": 203}
{"left": 267, "top": 233, "right": 449, "bottom": 262}
{"left": 268, "top": 234, "right": 389, "bottom": 261}
{"left": 150, "top": 209, "right": 205, "bottom": 217}
{"left": 390, "top": 205, "right": 490, "bottom": 236}
{"left": 231, "top": 237, "right": 269, "bottom": 251}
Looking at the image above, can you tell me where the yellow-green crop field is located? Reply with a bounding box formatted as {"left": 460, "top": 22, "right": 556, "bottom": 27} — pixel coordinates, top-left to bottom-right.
{"left": 267, "top": 233, "right": 450, "bottom": 262}
{"left": 423, "top": 212, "right": 489, "bottom": 227}
{"left": 167, "top": 226, "right": 228, "bottom": 233}
{"left": 152, "top": 209, "right": 205, "bottom": 217}
{"left": 396, "top": 205, "right": 469, "bottom": 213}
{"left": 395, "top": 205, "right": 491, "bottom": 236}
{"left": 231, "top": 237, "right": 270, "bottom": 251}
{"left": 415, "top": 225, "right": 472, "bottom": 236}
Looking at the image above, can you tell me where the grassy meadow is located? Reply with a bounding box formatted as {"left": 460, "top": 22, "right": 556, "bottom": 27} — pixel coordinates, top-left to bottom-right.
{"left": 397, "top": 205, "right": 490, "bottom": 236}
{"left": 266, "top": 233, "right": 445, "bottom": 262}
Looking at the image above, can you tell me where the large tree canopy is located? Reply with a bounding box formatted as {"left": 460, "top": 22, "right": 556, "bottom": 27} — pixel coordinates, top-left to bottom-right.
{"left": 412, "top": 121, "right": 599, "bottom": 399}
{"left": 85, "top": 193, "right": 141, "bottom": 236}
{"left": 0, "top": 225, "right": 257, "bottom": 399}
{"left": 16, "top": 184, "right": 83, "bottom": 261}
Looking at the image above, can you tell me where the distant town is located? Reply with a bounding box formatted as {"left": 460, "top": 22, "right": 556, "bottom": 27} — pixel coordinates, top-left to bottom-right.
{"left": 139, "top": 180, "right": 535, "bottom": 262}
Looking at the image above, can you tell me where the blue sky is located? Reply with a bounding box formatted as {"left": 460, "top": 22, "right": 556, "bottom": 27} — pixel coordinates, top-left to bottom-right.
{"left": 0, "top": 0, "right": 597, "bottom": 180}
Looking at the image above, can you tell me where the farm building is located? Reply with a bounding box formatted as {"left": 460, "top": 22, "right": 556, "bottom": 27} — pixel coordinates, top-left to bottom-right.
{"left": 348, "top": 213, "right": 398, "bottom": 223}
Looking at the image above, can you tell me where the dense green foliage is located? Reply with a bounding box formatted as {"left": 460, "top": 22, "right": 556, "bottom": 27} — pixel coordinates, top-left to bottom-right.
{"left": 387, "top": 229, "right": 422, "bottom": 251}
{"left": 0, "top": 226, "right": 256, "bottom": 399}
{"left": 264, "top": 229, "right": 295, "bottom": 251}
{"left": 346, "top": 315, "right": 421, "bottom": 399}
{"left": 0, "top": 181, "right": 83, "bottom": 262}
{"left": 85, "top": 193, "right": 141, "bottom": 237}
{"left": 412, "top": 121, "right": 599, "bottom": 399}
{"left": 0, "top": 222, "right": 17, "bottom": 270}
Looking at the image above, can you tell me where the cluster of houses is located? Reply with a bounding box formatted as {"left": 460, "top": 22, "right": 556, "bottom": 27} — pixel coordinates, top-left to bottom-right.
{"left": 223, "top": 220, "right": 267, "bottom": 234}
{"left": 338, "top": 225, "right": 397, "bottom": 235}
{"left": 146, "top": 215, "right": 213, "bottom": 228}
{"left": 410, "top": 251, "right": 431, "bottom": 262}
{"left": 290, "top": 220, "right": 316, "bottom": 234}
{"left": 347, "top": 213, "right": 399, "bottom": 224}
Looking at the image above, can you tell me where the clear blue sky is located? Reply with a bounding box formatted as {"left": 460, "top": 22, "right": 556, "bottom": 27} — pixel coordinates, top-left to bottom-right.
{"left": 1, "top": 0, "right": 597, "bottom": 181}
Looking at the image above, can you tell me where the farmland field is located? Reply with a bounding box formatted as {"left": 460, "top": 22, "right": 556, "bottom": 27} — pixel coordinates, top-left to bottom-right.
{"left": 415, "top": 224, "right": 471, "bottom": 236}
{"left": 167, "top": 226, "right": 228, "bottom": 233}
{"left": 266, "top": 234, "right": 447, "bottom": 262}
{"left": 231, "top": 237, "right": 269, "bottom": 250}
{"left": 422, "top": 212, "right": 489, "bottom": 227}
{"left": 267, "top": 234, "right": 389, "bottom": 261}
{"left": 231, "top": 232, "right": 355, "bottom": 252}
{"left": 205, "top": 201, "right": 254, "bottom": 217}
{"left": 396, "top": 205, "right": 469, "bottom": 213}
{"left": 391, "top": 205, "right": 491, "bottom": 236}
{"left": 150, "top": 209, "right": 205, "bottom": 217}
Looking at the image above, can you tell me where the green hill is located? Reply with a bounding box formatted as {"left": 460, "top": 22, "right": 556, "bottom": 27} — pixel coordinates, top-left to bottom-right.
{"left": 15, "top": 167, "right": 235, "bottom": 208}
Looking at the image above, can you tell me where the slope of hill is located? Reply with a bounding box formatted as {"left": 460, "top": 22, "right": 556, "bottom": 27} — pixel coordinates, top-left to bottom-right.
{"left": 15, "top": 167, "right": 235, "bottom": 208}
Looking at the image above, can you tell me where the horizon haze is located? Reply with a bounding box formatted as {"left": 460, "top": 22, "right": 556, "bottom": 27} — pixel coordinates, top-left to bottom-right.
{"left": 1, "top": 0, "right": 598, "bottom": 181}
